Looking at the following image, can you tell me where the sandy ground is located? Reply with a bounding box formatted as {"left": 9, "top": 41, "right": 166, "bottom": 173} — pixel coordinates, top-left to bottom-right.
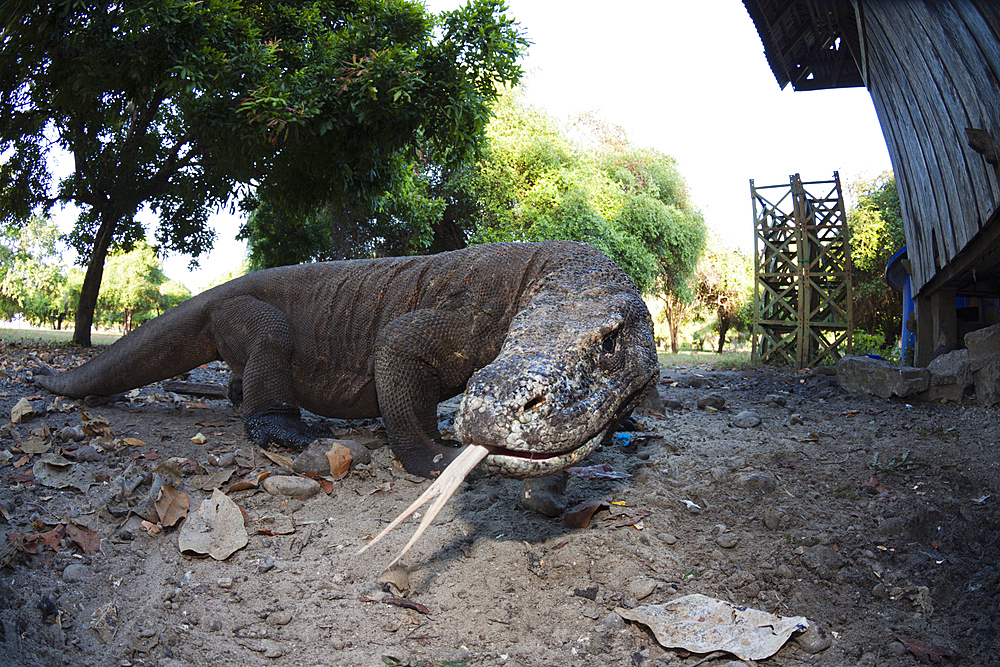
{"left": 1, "top": 338, "right": 998, "bottom": 667}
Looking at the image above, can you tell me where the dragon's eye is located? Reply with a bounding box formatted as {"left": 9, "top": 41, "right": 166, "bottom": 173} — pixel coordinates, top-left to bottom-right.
{"left": 602, "top": 333, "right": 617, "bottom": 355}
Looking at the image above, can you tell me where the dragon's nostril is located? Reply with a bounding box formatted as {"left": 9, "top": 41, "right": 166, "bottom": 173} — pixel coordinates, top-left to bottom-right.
{"left": 523, "top": 396, "right": 545, "bottom": 412}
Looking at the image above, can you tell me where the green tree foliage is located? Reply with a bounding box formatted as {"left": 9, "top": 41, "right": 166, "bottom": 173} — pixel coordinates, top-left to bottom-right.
{"left": 696, "top": 236, "right": 754, "bottom": 353}
{"left": 470, "top": 90, "right": 707, "bottom": 300}
{"left": 0, "top": 215, "right": 69, "bottom": 326}
{"left": 97, "top": 242, "right": 192, "bottom": 332}
{"left": 0, "top": 0, "right": 527, "bottom": 345}
{"left": 847, "top": 172, "right": 905, "bottom": 341}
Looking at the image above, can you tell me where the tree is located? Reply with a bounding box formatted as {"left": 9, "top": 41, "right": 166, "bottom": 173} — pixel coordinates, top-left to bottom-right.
{"left": 696, "top": 236, "right": 754, "bottom": 353}
{"left": 0, "top": 0, "right": 527, "bottom": 345}
{"left": 98, "top": 242, "right": 191, "bottom": 332}
{"left": 847, "top": 172, "right": 905, "bottom": 341}
{"left": 0, "top": 214, "right": 68, "bottom": 326}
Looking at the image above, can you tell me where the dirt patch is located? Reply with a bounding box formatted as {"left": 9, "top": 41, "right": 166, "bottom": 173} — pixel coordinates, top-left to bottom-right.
{"left": 1, "top": 339, "right": 998, "bottom": 666}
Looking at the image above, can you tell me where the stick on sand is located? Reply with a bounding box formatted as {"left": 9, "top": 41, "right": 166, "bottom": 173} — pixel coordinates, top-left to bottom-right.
{"left": 356, "top": 444, "right": 491, "bottom": 569}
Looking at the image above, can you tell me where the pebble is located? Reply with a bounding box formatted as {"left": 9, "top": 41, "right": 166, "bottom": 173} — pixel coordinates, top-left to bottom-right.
{"left": 207, "top": 452, "right": 236, "bottom": 467}
{"left": 664, "top": 398, "right": 684, "bottom": 410}
{"left": 257, "top": 556, "right": 276, "bottom": 574}
{"left": 266, "top": 611, "right": 292, "bottom": 627}
{"left": 795, "top": 624, "right": 833, "bottom": 653}
{"left": 764, "top": 394, "right": 788, "bottom": 407}
{"left": 697, "top": 393, "right": 726, "bottom": 410}
{"left": 716, "top": 534, "right": 738, "bottom": 548}
{"left": 688, "top": 377, "right": 713, "bottom": 389}
{"left": 788, "top": 413, "right": 804, "bottom": 425}
{"left": 659, "top": 533, "right": 678, "bottom": 545}
{"left": 763, "top": 506, "right": 782, "bottom": 530}
{"left": 745, "top": 473, "right": 778, "bottom": 496}
{"left": 217, "top": 577, "right": 234, "bottom": 589}
{"left": 626, "top": 576, "right": 657, "bottom": 600}
{"left": 73, "top": 445, "right": 103, "bottom": 462}
{"left": 260, "top": 639, "right": 284, "bottom": 658}
{"left": 261, "top": 475, "right": 321, "bottom": 500}
{"left": 208, "top": 619, "right": 223, "bottom": 632}
{"left": 519, "top": 473, "right": 567, "bottom": 517}
{"left": 62, "top": 563, "right": 90, "bottom": 582}
{"left": 58, "top": 426, "right": 86, "bottom": 442}
{"left": 732, "top": 410, "right": 762, "bottom": 428}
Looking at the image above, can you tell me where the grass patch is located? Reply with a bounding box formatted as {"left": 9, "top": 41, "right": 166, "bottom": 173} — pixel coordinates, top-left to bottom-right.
{"left": 657, "top": 349, "right": 755, "bottom": 370}
{"left": 0, "top": 326, "right": 121, "bottom": 345}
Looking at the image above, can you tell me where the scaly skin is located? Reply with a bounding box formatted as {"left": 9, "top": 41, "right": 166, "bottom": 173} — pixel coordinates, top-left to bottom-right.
{"left": 35, "top": 241, "right": 659, "bottom": 478}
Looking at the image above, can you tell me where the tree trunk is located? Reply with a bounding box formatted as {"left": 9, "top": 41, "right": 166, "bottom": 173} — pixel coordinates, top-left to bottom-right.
{"left": 72, "top": 212, "right": 119, "bottom": 346}
{"left": 716, "top": 309, "right": 731, "bottom": 354}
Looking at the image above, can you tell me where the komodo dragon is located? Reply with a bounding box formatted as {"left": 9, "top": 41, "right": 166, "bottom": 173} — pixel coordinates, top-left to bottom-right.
{"left": 35, "top": 241, "right": 659, "bottom": 480}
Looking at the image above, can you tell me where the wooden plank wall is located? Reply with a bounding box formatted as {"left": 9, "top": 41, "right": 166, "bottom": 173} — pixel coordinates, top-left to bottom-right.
{"left": 856, "top": 0, "right": 1000, "bottom": 294}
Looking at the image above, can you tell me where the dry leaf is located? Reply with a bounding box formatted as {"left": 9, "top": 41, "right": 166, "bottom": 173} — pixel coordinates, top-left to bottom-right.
{"left": 262, "top": 450, "right": 295, "bottom": 469}
{"left": 562, "top": 497, "right": 611, "bottom": 529}
{"left": 177, "top": 488, "right": 248, "bottom": 560}
{"left": 81, "top": 409, "right": 114, "bottom": 438}
{"left": 155, "top": 484, "right": 190, "bottom": 527}
{"left": 65, "top": 522, "right": 101, "bottom": 555}
{"left": 325, "top": 443, "right": 352, "bottom": 479}
{"left": 11, "top": 398, "right": 34, "bottom": 424}
{"left": 120, "top": 437, "right": 147, "bottom": 447}
{"left": 190, "top": 432, "right": 207, "bottom": 444}
{"left": 141, "top": 520, "right": 161, "bottom": 535}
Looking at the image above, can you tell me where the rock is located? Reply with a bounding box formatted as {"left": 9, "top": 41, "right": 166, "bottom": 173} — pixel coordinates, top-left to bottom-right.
{"left": 744, "top": 473, "right": 778, "bottom": 496}
{"left": 261, "top": 475, "right": 321, "bottom": 500}
{"left": 927, "top": 349, "right": 972, "bottom": 386}
{"left": 763, "top": 506, "right": 781, "bottom": 530}
{"left": 795, "top": 624, "right": 833, "bottom": 653}
{"left": 217, "top": 577, "right": 234, "bottom": 589}
{"left": 664, "top": 397, "right": 684, "bottom": 410}
{"left": 732, "top": 410, "right": 761, "bottom": 428}
{"left": 260, "top": 639, "right": 283, "bottom": 658}
{"left": 764, "top": 394, "right": 787, "bottom": 407}
{"left": 58, "top": 426, "right": 86, "bottom": 442}
{"left": 72, "top": 445, "right": 103, "bottom": 462}
{"left": 626, "top": 576, "right": 657, "bottom": 601}
{"left": 688, "top": 377, "right": 713, "bottom": 389}
{"left": 716, "top": 534, "right": 738, "bottom": 548}
{"left": 788, "top": 413, "right": 804, "bottom": 425}
{"left": 965, "top": 322, "right": 1000, "bottom": 371}
{"left": 973, "top": 357, "right": 1000, "bottom": 405}
{"left": 265, "top": 611, "right": 292, "bottom": 627}
{"left": 798, "top": 545, "right": 843, "bottom": 578}
{"left": 62, "top": 563, "right": 90, "bottom": 582}
{"left": 697, "top": 393, "right": 726, "bottom": 410}
{"left": 639, "top": 386, "right": 665, "bottom": 412}
{"left": 837, "top": 355, "right": 929, "bottom": 398}
{"left": 519, "top": 472, "right": 567, "bottom": 517}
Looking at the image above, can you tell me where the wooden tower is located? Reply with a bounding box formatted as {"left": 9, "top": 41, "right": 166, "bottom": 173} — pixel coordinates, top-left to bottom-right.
{"left": 751, "top": 172, "right": 853, "bottom": 368}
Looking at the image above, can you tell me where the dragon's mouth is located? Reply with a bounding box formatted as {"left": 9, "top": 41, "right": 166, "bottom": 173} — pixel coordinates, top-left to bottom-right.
{"left": 477, "top": 430, "right": 605, "bottom": 478}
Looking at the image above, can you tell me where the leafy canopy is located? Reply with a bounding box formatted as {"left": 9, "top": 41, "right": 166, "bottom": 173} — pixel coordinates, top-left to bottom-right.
{"left": 0, "top": 0, "right": 527, "bottom": 343}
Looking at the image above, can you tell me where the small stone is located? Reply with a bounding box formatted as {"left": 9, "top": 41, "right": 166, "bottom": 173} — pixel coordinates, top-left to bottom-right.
{"left": 626, "top": 577, "right": 657, "bottom": 601}
{"left": 697, "top": 393, "right": 726, "bottom": 410}
{"left": 660, "top": 533, "right": 678, "bottom": 545}
{"left": 261, "top": 475, "right": 321, "bottom": 500}
{"left": 763, "top": 506, "right": 781, "bottom": 530}
{"left": 732, "top": 410, "right": 761, "bottom": 428}
{"left": 257, "top": 556, "right": 276, "bottom": 574}
{"left": 379, "top": 564, "right": 410, "bottom": 595}
{"left": 58, "top": 426, "right": 86, "bottom": 442}
{"left": 519, "top": 472, "right": 567, "bottom": 517}
{"left": 795, "top": 624, "right": 833, "bottom": 653}
{"left": 745, "top": 473, "right": 778, "bottom": 496}
{"left": 261, "top": 639, "right": 283, "bottom": 658}
{"left": 716, "top": 534, "right": 738, "bottom": 548}
{"left": 788, "top": 414, "right": 804, "bottom": 425}
{"left": 764, "top": 394, "right": 787, "bottom": 407}
{"left": 62, "top": 563, "right": 90, "bottom": 582}
{"left": 217, "top": 577, "right": 234, "bottom": 589}
{"left": 208, "top": 619, "right": 223, "bottom": 632}
{"left": 329, "top": 637, "right": 344, "bottom": 650}
{"left": 72, "top": 445, "right": 103, "bottom": 462}
{"left": 664, "top": 398, "right": 684, "bottom": 410}
{"left": 266, "top": 611, "right": 292, "bottom": 627}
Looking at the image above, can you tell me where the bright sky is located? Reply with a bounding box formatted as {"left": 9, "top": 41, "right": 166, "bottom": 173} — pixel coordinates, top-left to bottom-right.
{"left": 149, "top": 1, "right": 892, "bottom": 290}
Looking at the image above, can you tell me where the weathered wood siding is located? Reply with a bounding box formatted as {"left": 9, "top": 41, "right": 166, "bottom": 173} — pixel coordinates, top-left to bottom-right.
{"left": 856, "top": 0, "right": 1000, "bottom": 294}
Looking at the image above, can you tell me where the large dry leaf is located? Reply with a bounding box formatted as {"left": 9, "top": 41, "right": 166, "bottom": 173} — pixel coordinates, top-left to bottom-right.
{"left": 65, "top": 522, "right": 101, "bottom": 555}
{"left": 177, "top": 488, "right": 248, "bottom": 560}
{"left": 81, "top": 409, "right": 114, "bottom": 438}
{"left": 325, "top": 443, "right": 352, "bottom": 479}
{"left": 11, "top": 398, "right": 34, "bottom": 424}
{"left": 618, "top": 594, "right": 809, "bottom": 661}
{"left": 262, "top": 450, "right": 295, "bottom": 469}
{"left": 154, "top": 484, "right": 190, "bottom": 527}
